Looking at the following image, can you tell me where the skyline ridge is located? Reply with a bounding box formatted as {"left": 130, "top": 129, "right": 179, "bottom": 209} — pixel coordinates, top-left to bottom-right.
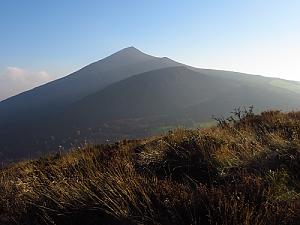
{"left": 1, "top": 46, "right": 299, "bottom": 102}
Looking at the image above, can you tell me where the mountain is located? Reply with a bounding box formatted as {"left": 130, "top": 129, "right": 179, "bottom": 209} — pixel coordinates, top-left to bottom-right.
{"left": 65, "top": 66, "right": 238, "bottom": 125}
{"left": 0, "top": 47, "right": 178, "bottom": 125}
{"left": 1, "top": 47, "right": 300, "bottom": 161}
{"left": 71, "top": 66, "right": 300, "bottom": 124}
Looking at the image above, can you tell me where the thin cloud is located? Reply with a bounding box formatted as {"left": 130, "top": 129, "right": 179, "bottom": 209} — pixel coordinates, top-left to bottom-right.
{"left": 0, "top": 66, "right": 52, "bottom": 101}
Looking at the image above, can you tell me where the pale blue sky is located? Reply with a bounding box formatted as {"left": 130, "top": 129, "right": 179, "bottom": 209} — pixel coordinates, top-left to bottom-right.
{"left": 0, "top": 0, "right": 300, "bottom": 100}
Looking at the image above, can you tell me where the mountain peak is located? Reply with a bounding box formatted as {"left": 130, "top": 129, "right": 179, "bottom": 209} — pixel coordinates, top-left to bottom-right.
{"left": 82, "top": 47, "right": 157, "bottom": 73}
{"left": 97, "top": 46, "right": 155, "bottom": 67}
{"left": 121, "top": 46, "right": 140, "bottom": 52}
{"left": 112, "top": 46, "right": 149, "bottom": 57}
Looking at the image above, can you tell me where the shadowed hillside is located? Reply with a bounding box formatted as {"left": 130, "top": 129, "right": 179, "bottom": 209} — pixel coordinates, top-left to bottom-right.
{"left": 1, "top": 110, "right": 299, "bottom": 225}
{"left": 1, "top": 47, "right": 300, "bottom": 161}
{"left": 0, "top": 47, "right": 174, "bottom": 121}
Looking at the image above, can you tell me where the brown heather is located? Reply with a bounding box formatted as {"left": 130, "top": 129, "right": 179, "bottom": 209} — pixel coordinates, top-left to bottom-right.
{"left": 0, "top": 110, "right": 300, "bottom": 225}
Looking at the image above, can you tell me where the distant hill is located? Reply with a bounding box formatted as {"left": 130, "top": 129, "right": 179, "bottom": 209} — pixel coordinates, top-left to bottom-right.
{"left": 67, "top": 66, "right": 300, "bottom": 125}
{"left": 65, "top": 66, "right": 238, "bottom": 125}
{"left": 0, "top": 47, "right": 178, "bottom": 125}
{"left": 1, "top": 47, "right": 300, "bottom": 160}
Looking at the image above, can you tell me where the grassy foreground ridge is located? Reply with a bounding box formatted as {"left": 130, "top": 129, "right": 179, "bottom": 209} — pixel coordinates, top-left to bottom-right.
{"left": 1, "top": 110, "right": 300, "bottom": 225}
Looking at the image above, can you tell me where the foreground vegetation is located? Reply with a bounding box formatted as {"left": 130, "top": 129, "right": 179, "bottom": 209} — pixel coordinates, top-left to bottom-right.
{"left": 1, "top": 110, "right": 300, "bottom": 225}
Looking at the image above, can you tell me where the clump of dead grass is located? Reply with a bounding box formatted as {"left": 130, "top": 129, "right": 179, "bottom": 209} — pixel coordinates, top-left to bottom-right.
{"left": 0, "top": 110, "right": 299, "bottom": 224}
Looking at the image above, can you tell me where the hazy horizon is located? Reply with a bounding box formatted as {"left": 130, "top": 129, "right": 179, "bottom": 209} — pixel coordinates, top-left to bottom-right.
{"left": 1, "top": 0, "right": 299, "bottom": 100}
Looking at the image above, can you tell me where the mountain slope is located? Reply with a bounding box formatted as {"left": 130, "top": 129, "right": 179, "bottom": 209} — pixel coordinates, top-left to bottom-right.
{"left": 20, "top": 66, "right": 299, "bottom": 159}
{"left": 1, "top": 47, "right": 300, "bottom": 160}
{"left": 0, "top": 47, "right": 179, "bottom": 125}
{"left": 56, "top": 66, "right": 300, "bottom": 134}
{"left": 65, "top": 66, "right": 239, "bottom": 125}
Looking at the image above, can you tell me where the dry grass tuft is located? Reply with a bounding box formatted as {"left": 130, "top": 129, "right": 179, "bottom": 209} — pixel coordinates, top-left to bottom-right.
{"left": 0, "top": 110, "right": 300, "bottom": 224}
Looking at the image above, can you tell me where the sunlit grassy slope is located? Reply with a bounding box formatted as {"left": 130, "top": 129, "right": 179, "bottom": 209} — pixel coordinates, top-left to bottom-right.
{"left": 270, "top": 79, "right": 300, "bottom": 94}
{"left": 1, "top": 110, "right": 299, "bottom": 225}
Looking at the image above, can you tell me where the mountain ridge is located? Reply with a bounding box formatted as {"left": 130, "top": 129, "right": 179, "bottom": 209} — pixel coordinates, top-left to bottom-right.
{"left": 1, "top": 47, "right": 300, "bottom": 160}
